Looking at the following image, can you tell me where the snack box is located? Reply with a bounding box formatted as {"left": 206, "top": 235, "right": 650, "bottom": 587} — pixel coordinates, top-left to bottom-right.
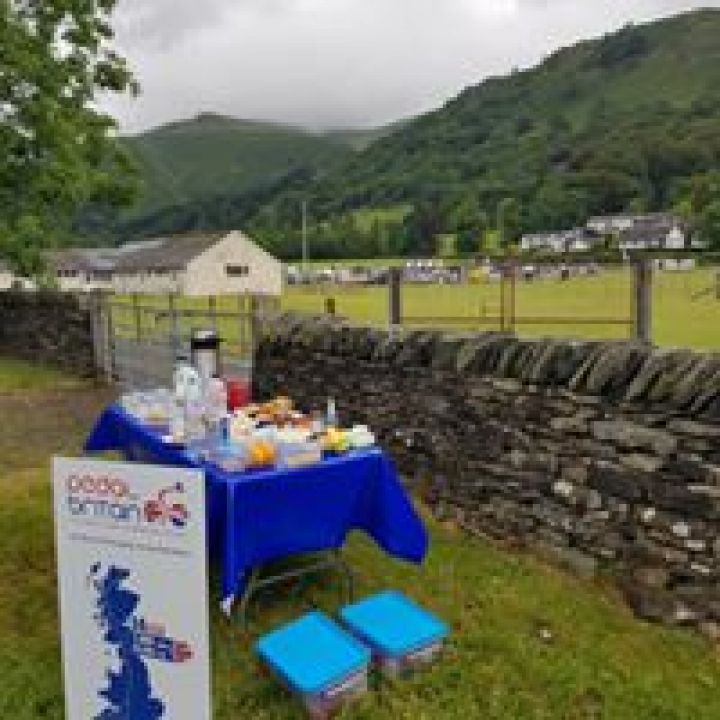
{"left": 340, "top": 591, "right": 449, "bottom": 678}
{"left": 256, "top": 612, "right": 371, "bottom": 719}
{"left": 277, "top": 440, "right": 323, "bottom": 469}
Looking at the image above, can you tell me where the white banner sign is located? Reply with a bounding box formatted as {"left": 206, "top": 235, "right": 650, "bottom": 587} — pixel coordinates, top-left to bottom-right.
{"left": 53, "top": 458, "right": 211, "bottom": 720}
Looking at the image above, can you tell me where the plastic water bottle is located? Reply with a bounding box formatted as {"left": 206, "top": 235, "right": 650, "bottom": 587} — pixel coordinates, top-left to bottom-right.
{"left": 206, "top": 377, "right": 228, "bottom": 446}
{"left": 326, "top": 398, "right": 338, "bottom": 428}
{"left": 169, "top": 400, "right": 185, "bottom": 441}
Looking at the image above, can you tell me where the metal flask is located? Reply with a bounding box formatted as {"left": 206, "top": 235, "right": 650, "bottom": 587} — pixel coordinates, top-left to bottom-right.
{"left": 190, "top": 329, "right": 222, "bottom": 382}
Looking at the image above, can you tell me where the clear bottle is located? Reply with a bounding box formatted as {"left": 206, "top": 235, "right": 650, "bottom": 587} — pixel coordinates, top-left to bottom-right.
{"left": 206, "top": 376, "right": 228, "bottom": 446}
{"left": 326, "top": 398, "right": 338, "bottom": 428}
{"left": 169, "top": 399, "right": 186, "bottom": 441}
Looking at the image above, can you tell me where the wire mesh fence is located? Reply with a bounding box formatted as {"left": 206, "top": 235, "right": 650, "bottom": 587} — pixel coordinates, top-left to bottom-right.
{"left": 281, "top": 260, "right": 720, "bottom": 349}
{"left": 101, "top": 294, "right": 280, "bottom": 389}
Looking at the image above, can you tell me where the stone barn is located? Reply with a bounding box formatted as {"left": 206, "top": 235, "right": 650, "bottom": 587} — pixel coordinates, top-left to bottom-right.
{"left": 0, "top": 259, "right": 14, "bottom": 290}
{"left": 111, "top": 231, "right": 283, "bottom": 296}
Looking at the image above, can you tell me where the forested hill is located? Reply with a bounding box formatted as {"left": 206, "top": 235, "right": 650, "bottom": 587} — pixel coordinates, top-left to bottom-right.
{"left": 120, "top": 113, "right": 354, "bottom": 220}
{"left": 100, "top": 8, "right": 720, "bottom": 256}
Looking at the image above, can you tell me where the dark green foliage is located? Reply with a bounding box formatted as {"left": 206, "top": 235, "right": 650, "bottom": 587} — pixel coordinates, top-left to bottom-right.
{"left": 596, "top": 24, "right": 651, "bottom": 68}
{"left": 250, "top": 8, "right": 720, "bottom": 257}
{"left": 0, "top": 0, "right": 137, "bottom": 274}
{"left": 86, "top": 8, "right": 720, "bottom": 259}
{"left": 121, "top": 114, "right": 353, "bottom": 222}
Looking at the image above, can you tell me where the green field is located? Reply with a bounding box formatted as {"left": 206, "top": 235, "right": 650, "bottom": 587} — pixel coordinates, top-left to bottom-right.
{"left": 282, "top": 267, "right": 720, "bottom": 349}
{"left": 2, "top": 358, "right": 720, "bottom": 718}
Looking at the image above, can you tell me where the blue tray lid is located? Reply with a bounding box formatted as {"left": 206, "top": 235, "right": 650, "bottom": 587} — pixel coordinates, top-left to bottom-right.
{"left": 256, "top": 612, "right": 370, "bottom": 695}
{"left": 341, "top": 591, "right": 449, "bottom": 658}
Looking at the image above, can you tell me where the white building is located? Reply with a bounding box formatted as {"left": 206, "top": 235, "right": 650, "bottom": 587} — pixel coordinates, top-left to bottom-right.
{"left": 521, "top": 232, "right": 567, "bottom": 254}
{"left": 618, "top": 219, "right": 687, "bottom": 252}
{"left": 587, "top": 214, "right": 642, "bottom": 235}
{"left": 0, "top": 259, "right": 14, "bottom": 290}
{"left": 520, "top": 228, "right": 601, "bottom": 254}
{"left": 48, "top": 248, "right": 118, "bottom": 292}
{"left": 111, "top": 230, "right": 283, "bottom": 296}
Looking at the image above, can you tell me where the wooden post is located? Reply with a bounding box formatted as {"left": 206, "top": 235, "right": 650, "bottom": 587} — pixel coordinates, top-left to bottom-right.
{"left": 89, "top": 292, "right": 112, "bottom": 382}
{"left": 105, "top": 296, "right": 114, "bottom": 383}
{"left": 325, "top": 297, "right": 336, "bottom": 316}
{"left": 238, "top": 293, "right": 248, "bottom": 358}
{"left": 632, "top": 258, "right": 653, "bottom": 344}
{"left": 388, "top": 267, "right": 402, "bottom": 328}
{"left": 250, "top": 295, "right": 260, "bottom": 360}
{"left": 499, "top": 264, "right": 506, "bottom": 332}
{"left": 168, "top": 293, "right": 180, "bottom": 361}
{"left": 208, "top": 295, "right": 217, "bottom": 331}
{"left": 509, "top": 260, "right": 517, "bottom": 333}
{"left": 132, "top": 292, "right": 141, "bottom": 342}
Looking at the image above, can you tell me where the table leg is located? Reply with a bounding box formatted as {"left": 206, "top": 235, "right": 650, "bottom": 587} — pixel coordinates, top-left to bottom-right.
{"left": 234, "top": 550, "right": 356, "bottom": 627}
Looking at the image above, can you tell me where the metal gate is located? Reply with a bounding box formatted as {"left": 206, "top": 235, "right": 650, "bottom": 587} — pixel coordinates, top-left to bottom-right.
{"left": 94, "top": 294, "right": 279, "bottom": 389}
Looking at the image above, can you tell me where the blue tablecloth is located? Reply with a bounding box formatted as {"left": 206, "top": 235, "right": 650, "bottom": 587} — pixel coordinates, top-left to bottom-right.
{"left": 84, "top": 405, "right": 429, "bottom": 611}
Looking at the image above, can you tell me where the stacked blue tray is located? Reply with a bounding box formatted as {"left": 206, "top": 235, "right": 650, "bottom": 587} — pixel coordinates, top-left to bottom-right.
{"left": 341, "top": 591, "right": 449, "bottom": 676}
{"left": 256, "top": 611, "right": 371, "bottom": 718}
{"left": 256, "top": 592, "right": 450, "bottom": 715}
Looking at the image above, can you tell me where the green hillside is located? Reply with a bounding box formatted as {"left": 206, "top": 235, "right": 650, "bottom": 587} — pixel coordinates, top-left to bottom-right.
{"left": 252, "top": 8, "right": 720, "bottom": 256}
{"left": 120, "top": 112, "right": 352, "bottom": 220}
{"left": 103, "top": 9, "right": 720, "bottom": 257}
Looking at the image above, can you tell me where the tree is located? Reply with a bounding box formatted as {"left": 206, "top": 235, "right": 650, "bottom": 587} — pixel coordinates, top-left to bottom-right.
{"left": 0, "top": 0, "right": 138, "bottom": 274}
{"left": 698, "top": 200, "right": 720, "bottom": 250}
{"left": 497, "top": 197, "right": 521, "bottom": 246}
{"left": 403, "top": 199, "right": 445, "bottom": 256}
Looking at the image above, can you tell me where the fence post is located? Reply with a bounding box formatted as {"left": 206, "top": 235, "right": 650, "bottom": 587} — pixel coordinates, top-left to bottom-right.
{"left": 132, "top": 292, "right": 141, "bottom": 342}
{"left": 208, "top": 295, "right": 218, "bottom": 332}
{"left": 388, "top": 267, "right": 402, "bottom": 328}
{"left": 238, "top": 293, "right": 248, "bottom": 358}
{"left": 89, "top": 292, "right": 112, "bottom": 383}
{"left": 499, "top": 265, "right": 506, "bottom": 331}
{"left": 250, "top": 295, "right": 260, "bottom": 362}
{"left": 509, "top": 260, "right": 517, "bottom": 333}
{"left": 499, "top": 260, "right": 516, "bottom": 332}
{"left": 632, "top": 258, "right": 653, "bottom": 344}
{"left": 168, "top": 293, "right": 180, "bottom": 361}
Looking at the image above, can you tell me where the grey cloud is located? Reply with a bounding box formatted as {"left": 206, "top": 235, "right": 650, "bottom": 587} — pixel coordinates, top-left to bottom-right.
{"left": 104, "top": 0, "right": 718, "bottom": 133}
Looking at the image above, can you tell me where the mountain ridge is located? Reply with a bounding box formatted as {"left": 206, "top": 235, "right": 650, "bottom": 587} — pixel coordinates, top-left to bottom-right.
{"left": 95, "top": 7, "right": 720, "bottom": 257}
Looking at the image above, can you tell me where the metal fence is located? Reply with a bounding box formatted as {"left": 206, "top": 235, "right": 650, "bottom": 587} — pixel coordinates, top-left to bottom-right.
{"left": 94, "top": 294, "right": 280, "bottom": 389}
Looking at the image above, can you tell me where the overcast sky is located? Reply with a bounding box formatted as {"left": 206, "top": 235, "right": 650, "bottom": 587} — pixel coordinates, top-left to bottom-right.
{"left": 103, "top": 0, "right": 718, "bottom": 135}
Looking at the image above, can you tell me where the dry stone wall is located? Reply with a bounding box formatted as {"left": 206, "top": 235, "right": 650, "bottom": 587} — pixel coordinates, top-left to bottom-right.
{"left": 0, "top": 291, "right": 97, "bottom": 376}
{"left": 254, "top": 313, "right": 720, "bottom": 636}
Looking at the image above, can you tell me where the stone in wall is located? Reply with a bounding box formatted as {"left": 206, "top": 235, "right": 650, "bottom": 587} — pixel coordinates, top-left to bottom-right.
{"left": 255, "top": 313, "right": 720, "bottom": 634}
{"left": 0, "top": 290, "right": 97, "bottom": 376}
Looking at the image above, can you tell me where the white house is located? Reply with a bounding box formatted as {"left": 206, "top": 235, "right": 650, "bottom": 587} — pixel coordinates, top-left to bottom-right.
{"left": 0, "top": 259, "right": 14, "bottom": 290}
{"left": 48, "top": 248, "right": 118, "bottom": 292}
{"left": 111, "top": 230, "right": 283, "bottom": 296}
{"left": 521, "top": 232, "right": 567, "bottom": 254}
{"left": 520, "top": 228, "right": 601, "bottom": 254}
{"left": 618, "top": 219, "right": 687, "bottom": 252}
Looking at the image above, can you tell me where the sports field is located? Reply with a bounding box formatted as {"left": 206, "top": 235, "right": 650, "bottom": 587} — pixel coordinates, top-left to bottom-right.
{"left": 282, "top": 267, "right": 720, "bottom": 349}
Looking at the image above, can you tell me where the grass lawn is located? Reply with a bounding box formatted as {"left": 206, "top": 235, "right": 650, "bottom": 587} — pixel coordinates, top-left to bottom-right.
{"left": 0, "top": 356, "right": 86, "bottom": 392}
{"left": 110, "top": 266, "right": 720, "bottom": 351}
{"left": 1, "top": 361, "right": 720, "bottom": 718}
{"left": 282, "top": 267, "right": 720, "bottom": 349}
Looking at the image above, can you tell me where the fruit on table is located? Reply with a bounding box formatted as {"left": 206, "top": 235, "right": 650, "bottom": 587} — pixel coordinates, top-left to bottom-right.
{"left": 322, "top": 428, "right": 350, "bottom": 453}
{"left": 247, "top": 440, "right": 277, "bottom": 468}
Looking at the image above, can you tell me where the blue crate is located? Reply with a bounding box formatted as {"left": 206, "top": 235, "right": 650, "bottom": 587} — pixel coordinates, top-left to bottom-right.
{"left": 340, "top": 591, "right": 449, "bottom": 676}
{"left": 256, "top": 612, "right": 371, "bottom": 717}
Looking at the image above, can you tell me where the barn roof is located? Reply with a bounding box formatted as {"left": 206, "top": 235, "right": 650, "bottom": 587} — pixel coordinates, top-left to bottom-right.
{"left": 112, "top": 232, "right": 227, "bottom": 273}
{"left": 47, "top": 248, "right": 121, "bottom": 273}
